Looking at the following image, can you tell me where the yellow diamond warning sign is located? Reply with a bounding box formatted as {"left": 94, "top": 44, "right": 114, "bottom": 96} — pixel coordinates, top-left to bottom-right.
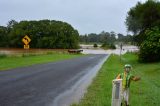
{"left": 22, "top": 35, "right": 31, "bottom": 45}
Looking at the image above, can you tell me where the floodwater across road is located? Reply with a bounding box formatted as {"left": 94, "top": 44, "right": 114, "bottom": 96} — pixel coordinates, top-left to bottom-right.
{"left": 0, "top": 54, "right": 108, "bottom": 106}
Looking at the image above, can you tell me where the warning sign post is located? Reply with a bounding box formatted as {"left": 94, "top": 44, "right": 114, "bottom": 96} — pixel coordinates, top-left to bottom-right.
{"left": 22, "top": 35, "right": 31, "bottom": 49}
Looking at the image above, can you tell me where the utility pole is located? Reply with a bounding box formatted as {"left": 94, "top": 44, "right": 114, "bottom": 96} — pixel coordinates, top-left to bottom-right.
{"left": 120, "top": 43, "right": 122, "bottom": 62}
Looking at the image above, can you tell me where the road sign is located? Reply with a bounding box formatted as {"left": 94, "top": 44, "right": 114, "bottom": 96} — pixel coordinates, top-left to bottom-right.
{"left": 22, "top": 35, "right": 31, "bottom": 45}
{"left": 24, "top": 45, "right": 30, "bottom": 49}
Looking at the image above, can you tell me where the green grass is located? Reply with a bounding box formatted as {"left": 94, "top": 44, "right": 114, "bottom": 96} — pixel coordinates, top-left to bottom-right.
{"left": 72, "top": 53, "right": 160, "bottom": 106}
{"left": 0, "top": 53, "right": 83, "bottom": 70}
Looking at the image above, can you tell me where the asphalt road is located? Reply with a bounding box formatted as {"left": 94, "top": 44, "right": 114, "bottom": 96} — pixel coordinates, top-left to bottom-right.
{"left": 0, "top": 54, "right": 107, "bottom": 106}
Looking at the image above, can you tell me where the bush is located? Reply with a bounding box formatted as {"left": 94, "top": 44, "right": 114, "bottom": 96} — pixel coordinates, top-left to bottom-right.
{"left": 101, "top": 43, "right": 116, "bottom": 49}
{"left": 139, "top": 27, "right": 160, "bottom": 62}
{"left": 101, "top": 43, "right": 109, "bottom": 49}
{"left": 93, "top": 43, "right": 98, "bottom": 48}
{"left": 109, "top": 43, "right": 116, "bottom": 49}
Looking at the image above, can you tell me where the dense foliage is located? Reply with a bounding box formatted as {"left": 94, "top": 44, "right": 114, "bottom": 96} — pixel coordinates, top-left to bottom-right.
{"left": 139, "top": 27, "right": 160, "bottom": 62}
{"left": 126, "top": 0, "right": 160, "bottom": 45}
{"left": 101, "top": 43, "right": 116, "bottom": 49}
{"left": 126, "top": 0, "right": 160, "bottom": 62}
{"left": 93, "top": 44, "right": 98, "bottom": 48}
{"left": 0, "top": 20, "right": 79, "bottom": 49}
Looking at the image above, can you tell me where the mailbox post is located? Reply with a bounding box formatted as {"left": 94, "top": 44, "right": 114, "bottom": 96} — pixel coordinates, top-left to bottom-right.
{"left": 111, "top": 79, "right": 122, "bottom": 106}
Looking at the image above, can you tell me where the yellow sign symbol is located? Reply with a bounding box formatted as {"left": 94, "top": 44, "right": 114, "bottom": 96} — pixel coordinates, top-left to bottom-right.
{"left": 22, "top": 35, "right": 31, "bottom": 45}
{"left": 24, "top": 45, "right": 30, "bottom": 49}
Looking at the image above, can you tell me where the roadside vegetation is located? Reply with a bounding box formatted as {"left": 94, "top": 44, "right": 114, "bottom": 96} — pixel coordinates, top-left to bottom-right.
{"left": 126, "top": 0, "right": 160, "bottom": 62}
{"left": 93, "top": 44, "right": 98, "bottom": 48}
{"left": 72, "top": 53, "right": 160, "bottom": 106}
{"left": 0, "top": 20, "right": 79, "bottom": 49}
{"left": 101, "top": 43, "right": 116, "bottom": 50}
{"left": 0, "top": 53, "right": 83, "bottom": 70}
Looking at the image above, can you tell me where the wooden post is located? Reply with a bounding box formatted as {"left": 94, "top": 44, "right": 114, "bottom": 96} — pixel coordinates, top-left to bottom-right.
{"left": 120, "top": 43, "right": 122, "bottom": 62}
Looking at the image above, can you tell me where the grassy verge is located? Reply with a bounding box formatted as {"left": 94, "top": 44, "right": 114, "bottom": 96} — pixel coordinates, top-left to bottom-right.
{"left": 72, "top": 53, "right": 160, "bottom": 106}
{"left": 0, "top": 53, "right": 83, "bottom": 70}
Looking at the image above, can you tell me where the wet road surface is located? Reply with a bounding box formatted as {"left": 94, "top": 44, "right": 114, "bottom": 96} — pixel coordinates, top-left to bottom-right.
{"left": 0, "top": 54, "right": 107, "bottom": 106}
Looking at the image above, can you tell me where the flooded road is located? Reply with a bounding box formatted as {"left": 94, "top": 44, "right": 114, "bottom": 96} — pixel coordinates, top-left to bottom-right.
{"left": 81, "top": 45, "right": 138, "bottom": 55}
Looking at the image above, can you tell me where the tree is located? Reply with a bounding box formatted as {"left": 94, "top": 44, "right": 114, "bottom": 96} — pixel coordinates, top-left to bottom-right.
{"left": 139, "top": 27, "right": 160, "bottom": 62}
{"left": 109, "top": 31, "right": 116, "bottom": 43}
{"left": 126, "top": 0, "right": 160, "bottom": 45}
{"left": 0, "top": 26, "right": 9, "bottom": 47}
{"left": 0, "top": 20, "right": 79, "bottom": 49}
{"left": 7, "top": 20, "right": 18, "bottom": 29}
{"left": 79, "top": 31, "right": 131, "bottom": 44}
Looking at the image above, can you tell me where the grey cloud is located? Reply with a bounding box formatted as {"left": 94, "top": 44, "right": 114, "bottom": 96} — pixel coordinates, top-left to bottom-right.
{"left": 0, "top": 0, "right": 146, "bottom": 34}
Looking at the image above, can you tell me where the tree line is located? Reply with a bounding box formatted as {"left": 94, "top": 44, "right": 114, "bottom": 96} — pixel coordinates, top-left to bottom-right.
{"left": 80, "top": 31, "right": 133, "bottom": 44}
{"left": 0, "top": 20, "right": 79, "bottom": 49}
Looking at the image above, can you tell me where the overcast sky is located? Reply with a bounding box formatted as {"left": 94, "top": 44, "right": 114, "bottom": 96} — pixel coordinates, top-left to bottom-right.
{"left": 0, "top": 0, "right": 146, "bottom": 35}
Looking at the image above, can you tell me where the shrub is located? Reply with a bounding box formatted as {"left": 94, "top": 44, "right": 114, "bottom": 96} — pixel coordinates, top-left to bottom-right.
{"left": 139, "top": 27, "right": 160, "bottom": 62}
{"left": 109, "top": 43, "right": 116, "bottom": 49}
{"left": 101, "top": 43, "right": 116, "bottom": 49}
{"left": 93, "top": 43, "right": 98, "bottom": 48}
